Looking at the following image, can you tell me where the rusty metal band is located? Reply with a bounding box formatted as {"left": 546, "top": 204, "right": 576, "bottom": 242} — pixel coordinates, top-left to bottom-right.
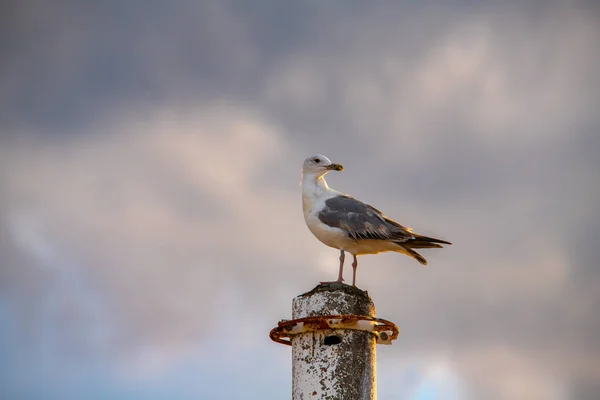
{"left": 269, "top": 314, "right": 399, "bottom": 346}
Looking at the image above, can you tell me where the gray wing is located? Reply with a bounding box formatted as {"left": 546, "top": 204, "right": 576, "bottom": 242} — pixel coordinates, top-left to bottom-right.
{"left": 318, "top": 195, "right": 414, "bottom": 242}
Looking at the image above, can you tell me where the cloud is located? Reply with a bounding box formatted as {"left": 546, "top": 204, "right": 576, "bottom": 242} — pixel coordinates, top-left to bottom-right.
{"left": 264, "top": 2, "right": 600, "bottom": 158}
{"left": 0, "top": 103, "right": 322, "bottom": 368}
{"left": 459, "top": 345, "right": 569, "bottom": 400}
{"left": 1, "top": 1, "right": 599, "bottom": 399}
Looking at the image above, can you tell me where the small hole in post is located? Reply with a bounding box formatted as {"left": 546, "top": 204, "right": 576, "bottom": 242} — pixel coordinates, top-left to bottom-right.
{"left": 324, "top": 335, "right": 342, "bottom": 345}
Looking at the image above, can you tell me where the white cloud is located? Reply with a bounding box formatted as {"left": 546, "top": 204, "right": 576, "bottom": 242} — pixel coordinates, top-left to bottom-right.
{"left": 264, "top": 5, "right": 600, "bottom": 164}
{"left": 0, "top": 102, "right": 326, "bottom": 368}
{"left": 460, "top": 345, "right": 568, "bottom": 400}
{"left": 1, "top": 1, "right": 599, "bottom": 398}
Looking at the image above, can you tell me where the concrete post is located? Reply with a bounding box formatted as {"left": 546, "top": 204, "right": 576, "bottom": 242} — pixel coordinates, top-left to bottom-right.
{"left": 270, "top": 282, "right": 398, "bottom": 399}
{"left": 292, "top": 282, "right": 377, "bottom": 400}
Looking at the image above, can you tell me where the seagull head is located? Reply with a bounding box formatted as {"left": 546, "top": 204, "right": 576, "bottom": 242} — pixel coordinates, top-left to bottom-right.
{"left": 302, "top": 154, "right": 344, "bottom": 178}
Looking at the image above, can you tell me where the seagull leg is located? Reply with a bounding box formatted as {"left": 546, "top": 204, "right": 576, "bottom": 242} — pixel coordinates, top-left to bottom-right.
{"left": 336, "top": 250, "right": 345, "bottom": 283}
{"left": 351, "top": 255, "right": 358, "bottom": 286}
{"left": 320, "top": 250, "right": 345, "bottom": 285}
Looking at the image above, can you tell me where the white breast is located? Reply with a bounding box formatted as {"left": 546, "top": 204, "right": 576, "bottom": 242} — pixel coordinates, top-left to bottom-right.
{"left": 304, "top": 211, "right": 349, "bottom": 249}
{"left": 302, "top": 178, "right": 354, "bottom": 251}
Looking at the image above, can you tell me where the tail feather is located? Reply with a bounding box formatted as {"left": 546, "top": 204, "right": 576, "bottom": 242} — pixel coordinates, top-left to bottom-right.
{"left": 404, "top": 234, "right": 451, "bottom": 249}
{"left": 393, "top": 234, "right": 450, "bottom": 265}
{"left": 407, "top": 242, "right": 443, "bottom": 249}
{"left": 412, "top": 234, "right": 451, "bottom": 246}
{"left": 397, "top": 245, "right": 428, "bottom": 265}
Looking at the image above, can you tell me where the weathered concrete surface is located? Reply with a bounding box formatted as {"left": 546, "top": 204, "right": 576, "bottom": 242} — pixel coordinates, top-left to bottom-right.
{"left": 292, "top": 282, "right": 377, "bottom": 400}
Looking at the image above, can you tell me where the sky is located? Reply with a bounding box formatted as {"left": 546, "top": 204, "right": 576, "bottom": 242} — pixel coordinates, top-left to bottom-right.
{"left": 1, "top": 0, "right": 599, "bottom": 399}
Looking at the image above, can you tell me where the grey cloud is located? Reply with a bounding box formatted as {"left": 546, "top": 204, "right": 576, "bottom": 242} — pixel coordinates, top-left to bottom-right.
{"left": 1, "top": 1, "right": 599, "bottom": 399}
{"left": 1, "top": 0, "right": 258, "bottom": 132}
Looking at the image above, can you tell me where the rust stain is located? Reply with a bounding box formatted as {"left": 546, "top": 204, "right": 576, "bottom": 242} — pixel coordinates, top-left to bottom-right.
{"left": 269, "top": 314, "right": 399, "bottom": 346}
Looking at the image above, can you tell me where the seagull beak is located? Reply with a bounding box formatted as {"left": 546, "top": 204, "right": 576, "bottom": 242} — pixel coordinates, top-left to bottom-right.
{"left": 327, "top": 163, "right": 344, "bottom": 171}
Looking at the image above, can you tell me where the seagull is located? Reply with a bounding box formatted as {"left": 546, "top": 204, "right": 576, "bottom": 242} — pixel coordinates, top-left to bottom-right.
{"left": 301, "top": 154, "right": 451, "bottom": 286}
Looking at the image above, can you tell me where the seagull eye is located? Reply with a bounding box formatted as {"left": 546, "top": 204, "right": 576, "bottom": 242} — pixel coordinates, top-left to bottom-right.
{"left": 314, "top": 158, "right": 321, "bottom": 163}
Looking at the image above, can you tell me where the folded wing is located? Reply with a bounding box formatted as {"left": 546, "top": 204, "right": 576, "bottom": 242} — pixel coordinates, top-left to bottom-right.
{"left": 318, "top": 195, "right": 414, "bottom": 242}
